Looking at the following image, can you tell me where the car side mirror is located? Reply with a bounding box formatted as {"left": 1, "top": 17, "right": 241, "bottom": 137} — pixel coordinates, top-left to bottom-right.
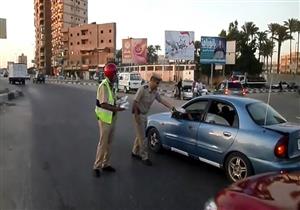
{"left": 171, "top": 108, "right": 185, "bottom": 119}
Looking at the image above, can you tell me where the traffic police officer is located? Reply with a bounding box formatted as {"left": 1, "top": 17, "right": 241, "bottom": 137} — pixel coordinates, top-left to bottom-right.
{"left": 131, "top": 73, "right": 174, "bottom": 166}
{"left": 93, "top": 63, "right": 125, "bottom": 177}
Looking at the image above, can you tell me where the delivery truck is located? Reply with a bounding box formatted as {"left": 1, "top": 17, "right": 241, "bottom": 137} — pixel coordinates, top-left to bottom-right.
{"left": 8, "top": 63, "right": 27, "bottom": 85}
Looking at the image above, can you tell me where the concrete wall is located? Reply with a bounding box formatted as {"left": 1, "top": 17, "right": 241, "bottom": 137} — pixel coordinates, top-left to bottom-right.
{"left": 266, "top": 73, "right": 300, "bottom": 85}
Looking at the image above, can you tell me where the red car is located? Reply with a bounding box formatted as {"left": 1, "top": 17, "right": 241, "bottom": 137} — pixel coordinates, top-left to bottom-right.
{"left": 205, "top": 171, "right": 300, "bottom": 210}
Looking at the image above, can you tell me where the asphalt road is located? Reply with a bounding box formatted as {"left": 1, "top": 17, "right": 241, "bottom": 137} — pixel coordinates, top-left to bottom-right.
{"left": 0, "top": 79, "right": 299, "bottom": 210}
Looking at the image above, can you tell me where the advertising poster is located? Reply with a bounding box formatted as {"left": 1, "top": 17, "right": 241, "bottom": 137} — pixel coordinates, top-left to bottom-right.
{"left": 165, "top": 31, "right": 195, "bottom": 60}
{"left": 122, "top": 38, "right": 147, "bottom": 64}
{"left": 200, "top": 36, "right": 226, "bottom": 64}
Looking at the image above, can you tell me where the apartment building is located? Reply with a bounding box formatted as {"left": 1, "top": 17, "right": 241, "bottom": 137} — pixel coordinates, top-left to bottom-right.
{"left": 35, "top": 0, "right": 88, "bottom": 75}
{"left": 18, "top": 53, "right": 27, "bottom": 65}
{"left": 51, "top": 0, "right": 88, "bottom": 68}
{"left": 280, "top": 52, "right": 300, "bottom": 74}
{"left": 61, "top": 22, "right": 116, "bottom": 78}
{"left": 34, "top": 0, "right": 52, "bottom": 74}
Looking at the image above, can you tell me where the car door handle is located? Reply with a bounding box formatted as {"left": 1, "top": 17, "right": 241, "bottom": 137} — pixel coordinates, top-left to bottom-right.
{"left": 223, "top": 131, "right": 232, "bottom": 137}
{"left": 188, "top": 125, "right": 193, "bottom": 129}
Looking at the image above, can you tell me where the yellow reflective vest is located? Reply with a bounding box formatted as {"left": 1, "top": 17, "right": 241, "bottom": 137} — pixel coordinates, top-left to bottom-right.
{"left": 95, "top": 78, "right": 115, "bottom": 124}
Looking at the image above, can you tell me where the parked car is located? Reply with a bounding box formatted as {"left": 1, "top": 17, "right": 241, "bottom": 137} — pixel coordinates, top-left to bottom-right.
{"left": 181, "top": 80, "right": 194, "bottom": 100}
{"left": 215, "top": 80, "right": 247, "bottom": 96}
{"left": 146, "top": 95, "right": 300, "bottom": 182}
{"left": 204, "top": 171, "right": 300, "bottom": 210}
{"left": 33, "top": 74, "right": 45, "bottom": 83}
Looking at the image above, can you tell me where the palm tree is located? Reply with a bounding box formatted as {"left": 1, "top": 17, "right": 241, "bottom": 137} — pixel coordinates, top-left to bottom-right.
{"left": 115, "top": 49, "right": 122, "bottom": 65}
{"left": 284, "top": 18, "right": 297, "bottom": 73}
{"left": 242, "top": 22, "right": 259, "bottom": 43}
{"left": 261, "top": 39, "right": 274, "bottom": 73}
{"left": 257, "top": 31, "right": 268, "bottom": 62}
{"left": 268, "top": 23, "right": 280, "bottom": 73}
{"left": 295, "top": 19, "right": 300, "bottom": 74}
{"left": 273, "top": 25, "right": 292, "bottom": 74}
{"left": 154, "top": 45, "right": 161, "bottom": 64}
{"left": 219, "top": 29, "right": 227, "bottom": 38}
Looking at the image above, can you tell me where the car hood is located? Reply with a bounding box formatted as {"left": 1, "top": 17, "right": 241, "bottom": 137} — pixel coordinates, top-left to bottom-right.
{"left": 148, "top": 112, "right": 171, "bottom": 120}
{"left": 216, "top": 171, "right": 300, "bottom": 210}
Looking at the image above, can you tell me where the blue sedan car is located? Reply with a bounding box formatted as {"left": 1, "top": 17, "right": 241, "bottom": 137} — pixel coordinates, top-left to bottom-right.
{"left": 146, "top": 95, "right": 300, "bottom": 182}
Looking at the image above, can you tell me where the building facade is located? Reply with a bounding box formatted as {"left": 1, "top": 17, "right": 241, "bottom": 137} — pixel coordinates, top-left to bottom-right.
{"left": 18, "top": 53, "right": 27, "bottom": 65}
{"left": 280, "top": 52, "right": 300, "bottom": 74}
{"left": 61, "top": 22, "right": 116, "bottom": 78}
{"left": 34, "top": 0, "right": 52, "bottom": 74}
{"left": 51, "top": 0, "right": 88, "bottom": 69}
{"left": 34, "top": 0, "right": 88, "bottom": 75}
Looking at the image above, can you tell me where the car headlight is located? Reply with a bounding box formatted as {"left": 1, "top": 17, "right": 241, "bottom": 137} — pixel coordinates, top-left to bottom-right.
{"left": 204, "top": 198, "right": 217, "bottom": 210}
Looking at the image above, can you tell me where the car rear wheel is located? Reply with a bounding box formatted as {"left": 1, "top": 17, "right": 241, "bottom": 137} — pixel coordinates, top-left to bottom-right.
{"left": 147, "top": 128, "right": 162, "bottom": 153}
{"left": 225, "top": 152, "right": 253, "bottom": 183}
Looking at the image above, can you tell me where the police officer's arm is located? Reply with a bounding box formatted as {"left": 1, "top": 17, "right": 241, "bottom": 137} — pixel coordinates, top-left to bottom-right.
{"left": 100, "top": 103, "right": 124, "bottom": 112}
{"left": 98, "top": 84, "right": 124, "bottom": 112}
{"left": 132, "top": 86, "right": 143, "bottom": 115}
{"left": 155, "top": 92, "right": 174, "bottom": 110}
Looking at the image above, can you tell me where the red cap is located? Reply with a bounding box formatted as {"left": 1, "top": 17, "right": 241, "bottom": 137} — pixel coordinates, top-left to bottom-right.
{"left": 104, "top": 63, "right": 117, "bottom": 82}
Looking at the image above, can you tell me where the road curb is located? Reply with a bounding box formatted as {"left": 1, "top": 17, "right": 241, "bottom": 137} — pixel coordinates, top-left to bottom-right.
{"left": 0, "top": 90, "right": 23, "bottom": 104}
{"left": 46, "top": 79, "right": 297, "bottom": 96}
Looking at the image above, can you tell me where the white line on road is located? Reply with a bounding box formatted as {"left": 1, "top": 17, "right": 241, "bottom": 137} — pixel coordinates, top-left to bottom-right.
{"left": 296, "top": 117, "right": 300, "bottom": 120}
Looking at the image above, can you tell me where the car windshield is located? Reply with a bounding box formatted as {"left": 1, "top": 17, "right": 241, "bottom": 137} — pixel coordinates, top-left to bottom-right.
{"left": 130, "top": 74, "right": 141, "bottom": 80}
{"left": 247, "top": 102, "right": 287, "bottom": 125}
{"left": 228, "top": 82, "right": 242, "bottom": 89}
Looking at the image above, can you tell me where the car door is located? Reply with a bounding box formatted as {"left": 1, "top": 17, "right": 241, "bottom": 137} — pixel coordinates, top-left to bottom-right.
{"left": 165, "top": 99, "right": 209, "bottom": 156}
{"left": 195, "top": 99, "right": 239, "bottom": 165}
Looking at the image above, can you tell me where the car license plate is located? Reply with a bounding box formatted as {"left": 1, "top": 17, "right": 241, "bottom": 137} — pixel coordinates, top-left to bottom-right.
{"left": 298, "top": 139, "right": 300, "bottom": 150}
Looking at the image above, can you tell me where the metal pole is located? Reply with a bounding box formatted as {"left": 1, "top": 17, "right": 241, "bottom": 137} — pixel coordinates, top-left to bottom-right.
{"left": 210, "top": 63, "right": 213, "bottom": 88}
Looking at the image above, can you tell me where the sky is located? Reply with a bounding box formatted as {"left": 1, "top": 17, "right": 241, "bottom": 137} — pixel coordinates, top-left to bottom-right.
{"left": 0, "top": 0, "right": 299, "bottom": 68}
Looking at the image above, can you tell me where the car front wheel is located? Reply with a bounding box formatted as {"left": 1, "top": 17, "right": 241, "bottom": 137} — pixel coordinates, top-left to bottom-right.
{"left": 225, "top": 152, "right": 253, "bottom": 183}
{"left": 147, "top": 128, "right": 162, "bottom": 153}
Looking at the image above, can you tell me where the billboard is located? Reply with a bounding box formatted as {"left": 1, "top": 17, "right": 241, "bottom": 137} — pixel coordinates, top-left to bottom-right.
{"left": 226, "top": 40, "right": 236, "bottom": 65}
{"left": 122, "top": 38, "right": 147, "bottom": 64}
{"left": 200, "top": 36, "right": 226, "bottom": 64}
{"left": 0, "top": 18, "right": 7, "bottom": 39}
{"left": 165, "top": 31, "right": 195, "bottom": 60}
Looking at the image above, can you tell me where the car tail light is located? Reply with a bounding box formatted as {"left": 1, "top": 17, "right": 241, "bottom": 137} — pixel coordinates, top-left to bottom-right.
{"left": 274, "top": 136, "right": 289, "bottom": 158}
{"left": 242, "top": 88, "right": 247, "bottom": 95}
{"left": 224, "top": 89, "right": 230, "bottom": 95}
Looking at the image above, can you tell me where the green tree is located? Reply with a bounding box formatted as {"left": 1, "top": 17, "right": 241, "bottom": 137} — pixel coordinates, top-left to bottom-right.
{"left": 268, "top": 23, "right": 281, "bottom": 72}
{"left": 284, "top": 18, "right": 297, "bottom": 73}
{"left": 260, "top": 39, "right": 274, "bottom": 73}
{"left": 147, "top": 45, "right": 158, "bottom": 64}
{"left": 241, "top": 22, "right": 259, "bottom": 43}
{"left": 154, "top": 45, "right": 161, "bottom": 64}
{"left": 257, "top": 31, "right": 268, "bottom": 62}
{"left": 236, "top": 40, "right": 263, "bottom": 75}
{"left": 115, "top": 48, "right": 122, "bottom": 65}
{"left": 219, "top": 29, "right": 227, "bottom": 38}
{"left": 273, "top": 25, "right": 292, "bottom": 74}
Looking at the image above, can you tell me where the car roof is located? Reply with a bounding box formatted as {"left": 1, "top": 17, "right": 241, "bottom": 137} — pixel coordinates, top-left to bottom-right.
{"left": 193, "top": 95, "right": 261, "bottom": 106}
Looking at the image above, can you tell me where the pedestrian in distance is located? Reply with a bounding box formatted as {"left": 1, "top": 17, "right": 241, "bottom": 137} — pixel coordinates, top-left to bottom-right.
{"left": 131, "top": 73, "right": 175, "bottom": 166}
{"left": 93, "top": 63, "right": 125, "bottom": 178}
{"left": 279, "top": 81, "right": 283, "bottom": 92}
{"left": 177, "top": 78, "right": 182, "bottom": 99}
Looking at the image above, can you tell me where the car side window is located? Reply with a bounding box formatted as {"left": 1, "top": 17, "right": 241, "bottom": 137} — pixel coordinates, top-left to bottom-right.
{"left": 181, "top": 100, "right": 208, "bottom": 121}
{"left": 204, "top": 101, "right": 239, "bottom": 128}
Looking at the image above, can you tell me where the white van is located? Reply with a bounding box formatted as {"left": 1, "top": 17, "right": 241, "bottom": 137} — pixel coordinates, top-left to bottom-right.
{"left": 118, "top": 72, "right": 143, "bottom": 93}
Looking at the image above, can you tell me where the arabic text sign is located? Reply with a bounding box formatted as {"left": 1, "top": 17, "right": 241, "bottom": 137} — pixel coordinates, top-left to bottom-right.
{"left": 200, "top": 36, "right": 226, "bottom": 64}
